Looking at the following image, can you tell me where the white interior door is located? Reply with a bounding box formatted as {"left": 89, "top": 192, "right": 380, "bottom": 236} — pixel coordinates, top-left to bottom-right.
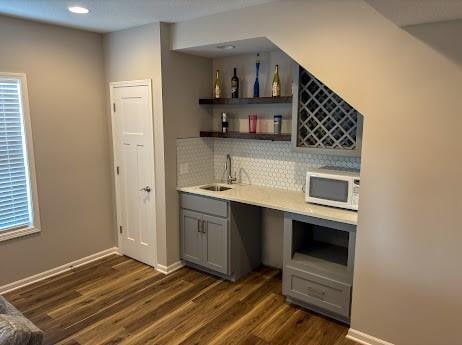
{"left": 110, "top": 80, "right": 156, "bottom": 267}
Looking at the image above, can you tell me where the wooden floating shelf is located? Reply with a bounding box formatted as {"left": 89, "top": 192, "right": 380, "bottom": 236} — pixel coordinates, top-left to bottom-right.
{"left": 198, "top": 96, "right": 293, "bottom": 105}
{"left": 200, "top": 131, "right": 291, "bottom": 141}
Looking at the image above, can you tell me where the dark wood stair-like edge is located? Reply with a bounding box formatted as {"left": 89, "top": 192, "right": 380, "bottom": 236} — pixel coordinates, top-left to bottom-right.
{"left": 200, "top": 131, "right": 291, "bottom": 141}
{"left": 199, "top": 96, "right": 292, "bottom": 105}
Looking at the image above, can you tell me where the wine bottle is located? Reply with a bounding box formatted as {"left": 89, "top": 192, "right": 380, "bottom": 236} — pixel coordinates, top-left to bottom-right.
{"left": 272, "top": 64, "right": 281, "bottom": 97}
{"left": 214, "top": 69, "right": 221, "bottom": 98}
{"left": 231, "top": 67, "right": 239, "bottom": 98}
{"left": 253, "top": 53, "right": 260, "bottom": 97}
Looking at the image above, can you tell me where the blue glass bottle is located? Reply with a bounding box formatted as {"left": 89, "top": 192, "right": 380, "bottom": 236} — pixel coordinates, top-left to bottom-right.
{"left": 253, "top": 53, "right": 260, "bottom": 97}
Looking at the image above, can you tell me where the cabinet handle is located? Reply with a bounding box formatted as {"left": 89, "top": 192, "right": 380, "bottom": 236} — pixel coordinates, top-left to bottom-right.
{"left": 202, "top": 220, "right": 207, "bottom": 234}
{"left": 197, "top": 219, "right": 201, "bottom": 233}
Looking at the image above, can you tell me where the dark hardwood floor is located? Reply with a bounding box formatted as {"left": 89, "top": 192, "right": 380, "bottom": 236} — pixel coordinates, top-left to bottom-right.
{"left": 4, "top": 255, "right": 358, "bottom": 345}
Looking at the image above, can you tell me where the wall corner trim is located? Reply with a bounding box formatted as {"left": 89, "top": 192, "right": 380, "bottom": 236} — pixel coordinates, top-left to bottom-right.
{"left": 347, "top": 329, "right": 395, "bottom": 345}
{"left": 156, "top": 261, "right": 184, "bottom": 275}
{"left": 0, "top": 247, "right": 121, "bottom": 294}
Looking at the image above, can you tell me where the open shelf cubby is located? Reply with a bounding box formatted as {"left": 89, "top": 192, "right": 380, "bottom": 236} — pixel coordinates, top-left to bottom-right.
{"left": 285, "top": 216, "right": 355, "bottom": 284}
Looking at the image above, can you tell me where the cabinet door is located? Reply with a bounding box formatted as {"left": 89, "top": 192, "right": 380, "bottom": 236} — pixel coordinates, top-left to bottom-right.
{"left": 181, "top": 210, "right": 203, "bottom": 265}
{"left": 202, "top": 214, "right": 229, "bottom": 275}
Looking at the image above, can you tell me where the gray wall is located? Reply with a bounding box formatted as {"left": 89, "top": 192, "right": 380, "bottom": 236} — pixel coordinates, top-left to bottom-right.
{"left": 159, "top": 23, "right": 212, "bottom": 265}
{"left": 405, "top": 19, "right": 462, "bottom": 67}
{"left": 0, "top": 15, "right": 115, "bottom": 285}
{"left": 261, "top": 209, "right": 283, "bottom": 268}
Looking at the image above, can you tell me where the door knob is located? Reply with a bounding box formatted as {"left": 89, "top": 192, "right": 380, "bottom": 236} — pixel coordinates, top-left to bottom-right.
{"left": 140, "top": 186, "right": 151, "bottom": 193}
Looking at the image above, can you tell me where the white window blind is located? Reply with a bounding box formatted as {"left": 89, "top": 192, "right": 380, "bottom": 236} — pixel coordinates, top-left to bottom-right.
{"left": 0, "top": 77, "right": 33, "bottom": 232}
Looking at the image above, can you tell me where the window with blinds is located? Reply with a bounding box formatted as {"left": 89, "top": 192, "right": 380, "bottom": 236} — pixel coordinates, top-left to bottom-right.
{"left": 0, "top": 75, "right": 36, "bottom": 235}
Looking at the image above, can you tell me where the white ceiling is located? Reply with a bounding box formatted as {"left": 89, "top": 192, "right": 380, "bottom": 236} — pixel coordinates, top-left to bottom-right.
{"left": 0, "top": 0, "right": 461, "bottom": 33}
{"left": 0, "top": 0, "right": 278, "bottom": 33}
{"left": 365, "top": 0, "right": 462, "bottom": 27}
{"left": 180, "top": 37, "right": 278, "bottom": 58}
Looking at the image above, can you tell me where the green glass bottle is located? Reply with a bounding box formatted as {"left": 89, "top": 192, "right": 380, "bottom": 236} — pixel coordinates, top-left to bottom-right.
{"left": 272, "top": 64, "right": 281, "bottom": 97}
{"left": 214, "top": 69, "right": 221, "bottom": 98}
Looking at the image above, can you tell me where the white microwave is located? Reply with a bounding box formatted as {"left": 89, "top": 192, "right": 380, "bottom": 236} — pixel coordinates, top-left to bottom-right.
{"left": 306, "top": 167, "right": 360, "bottom": 211}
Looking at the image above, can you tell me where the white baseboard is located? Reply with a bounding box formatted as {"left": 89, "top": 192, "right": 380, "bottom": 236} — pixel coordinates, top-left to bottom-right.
{"left": 0, "top": 247, "right": 120, "bottom": 294}
{"left": 156, "top": 260, "right": 184, "bottom": 275}
{"left": 347, "top": 329, "right": 395, "bottom": 345}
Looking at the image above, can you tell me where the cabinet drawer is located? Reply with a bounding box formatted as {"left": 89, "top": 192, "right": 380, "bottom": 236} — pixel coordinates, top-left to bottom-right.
{"left": 283, "top": 266, "right": 351, "bottom": 318}
{"left": 180, "top": 193, "right": 228, "bottom": 218}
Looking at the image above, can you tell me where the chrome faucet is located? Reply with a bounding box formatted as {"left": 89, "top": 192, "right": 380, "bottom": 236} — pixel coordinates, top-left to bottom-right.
{"left": 225, "top": 154, "right": 237, "bottom": 184}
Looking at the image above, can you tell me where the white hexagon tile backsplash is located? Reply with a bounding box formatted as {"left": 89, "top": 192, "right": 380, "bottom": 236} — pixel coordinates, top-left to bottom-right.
{"left": 177, "top": 138, "right": 361, "bottom": 192}
{"left": 176, "top": 138, "right": 214, "bottom": 187}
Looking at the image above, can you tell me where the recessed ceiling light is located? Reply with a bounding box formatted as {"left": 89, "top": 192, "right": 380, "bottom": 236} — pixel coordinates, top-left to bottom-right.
{"left": 217, "top": 45, "right": 236, "bottom": 50}
{"left": 68, "top": 6, "right": 90, "bottom": 14}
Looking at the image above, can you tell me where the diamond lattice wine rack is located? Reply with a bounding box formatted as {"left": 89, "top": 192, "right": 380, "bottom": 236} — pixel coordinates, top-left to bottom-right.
{"left": 292, "top": 66, "right": 363, "bottom": 156}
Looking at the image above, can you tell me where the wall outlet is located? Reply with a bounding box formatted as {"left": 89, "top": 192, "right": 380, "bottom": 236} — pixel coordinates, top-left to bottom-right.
{"left": 179, "top": 163, "right": 189, "bottom": 175}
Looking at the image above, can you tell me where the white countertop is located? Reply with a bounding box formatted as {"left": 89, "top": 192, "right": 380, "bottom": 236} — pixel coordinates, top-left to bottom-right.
{"left": 177, "top": 183, "right": 358, "bottom": 225}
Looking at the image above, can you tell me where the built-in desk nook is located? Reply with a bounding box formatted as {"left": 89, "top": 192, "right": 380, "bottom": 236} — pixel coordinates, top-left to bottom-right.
{"left": 177, "top": 184, "right": 357, "bottom": 324}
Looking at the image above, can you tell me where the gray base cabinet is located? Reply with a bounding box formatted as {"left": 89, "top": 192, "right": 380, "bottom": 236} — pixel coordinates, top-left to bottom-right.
{"left": 180, "top": 192, "right": 261, "bottom": 281}
{"left": 181, "top": 210, "right": 229, "bottom": 274}
{"left": 282, "top": 212, "right": 356, "bottom": 323}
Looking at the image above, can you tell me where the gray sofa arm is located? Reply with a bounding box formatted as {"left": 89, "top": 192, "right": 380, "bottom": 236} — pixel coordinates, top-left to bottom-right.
{"left": 0, "top": 297, "right": 43, "bottom": 345}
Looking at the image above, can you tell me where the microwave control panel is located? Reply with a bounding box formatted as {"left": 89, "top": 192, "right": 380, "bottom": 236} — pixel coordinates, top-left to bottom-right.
{"left": 352, "top": 179, "right": 360, "bottom": 205}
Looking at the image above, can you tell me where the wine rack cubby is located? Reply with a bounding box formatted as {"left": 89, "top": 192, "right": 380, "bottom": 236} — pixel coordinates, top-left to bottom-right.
{"left": 291, "top": 66, "right": 363, "bottom": 156}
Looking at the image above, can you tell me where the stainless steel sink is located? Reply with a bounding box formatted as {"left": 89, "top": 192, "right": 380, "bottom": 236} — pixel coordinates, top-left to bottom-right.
{"left": 200, "top": 184, "right": 232, "bottom": 192}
